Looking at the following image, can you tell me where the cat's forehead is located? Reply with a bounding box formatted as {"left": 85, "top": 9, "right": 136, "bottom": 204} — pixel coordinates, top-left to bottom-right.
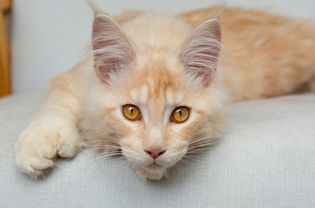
{"left": 122, "top": 14, "right": 192, "bottom": 51}
{"left": 128, "top": 62, "right": 185, "bottom": 106}
{"left": 129, "top": 83, "right": 185, "bottom": 106}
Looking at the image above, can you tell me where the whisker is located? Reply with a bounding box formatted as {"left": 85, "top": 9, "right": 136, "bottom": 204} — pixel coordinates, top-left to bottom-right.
{"left": 83, "top": 140, "right": 119, "bottom": 146}
{"left": 85, "top": 144, "right": 120, "bottom": 149}
{"left": 186, "top": 150, "right": 211, "bottom": 155}
{"left": 115, "top": 160, "right": 128, "bottom": 169}
{"left": 182, "top": 155, "right": 205, "bottom": 166}
{"left": 78, "top": 146, "right": 109, "bottom": 154}
{"left": 173, "top": 161, "right": 183, "bottom": 169}
{"left": 188, "top": 146, "right": 212, "bottom": 151}
{"left": 95, "top": 153, "right": 123, "bottom": 160}
{"left": 188, "top": 137, "right": 220, "bottom": 148}
{"left": 186, "top": 147, "right": 214, "bottom": 154}
{"left": 97, "top": 152, "right": 123, "bottom": 157}
{"left": 84, "top": 139, "right": 118, "bottom": 142}
{"left": 85, "top": 147, "right": 121, "bottom": 154}
{"left": 176, "top": 158, "right": 199, "bottom": 167}
{"left": 188, "top": 143, "right": 214, "bottom": 150}
{"left": 188, "top": 138, "right": 214, "bottom": 145}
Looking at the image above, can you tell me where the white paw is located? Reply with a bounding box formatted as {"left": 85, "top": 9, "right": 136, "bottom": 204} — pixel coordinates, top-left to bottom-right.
{"left": 15, "top": 115, "right": 81, "bottom": 178}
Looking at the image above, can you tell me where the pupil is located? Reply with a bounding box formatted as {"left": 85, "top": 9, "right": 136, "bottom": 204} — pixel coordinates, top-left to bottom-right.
{"left": 130, "top": 108, "right": 134, "bottom": 115}
{"left": 178, "top": 109, "right": 182, "bottom": 117}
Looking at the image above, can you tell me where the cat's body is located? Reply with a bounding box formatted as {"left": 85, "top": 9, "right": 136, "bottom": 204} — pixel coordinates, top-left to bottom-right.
{"left": 185, "top": 7, "right": 315, "bottom": 100}
{"left": 15, "top": 6, "right": 315, "bottom": 180}
{"left": 120, "top": 7, "right": 315, "bottom": 100}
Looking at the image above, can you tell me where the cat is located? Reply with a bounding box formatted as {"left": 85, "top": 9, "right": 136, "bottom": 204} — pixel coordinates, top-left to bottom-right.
{"left": 15, "top": 5, "right": 315, "bottom": 180}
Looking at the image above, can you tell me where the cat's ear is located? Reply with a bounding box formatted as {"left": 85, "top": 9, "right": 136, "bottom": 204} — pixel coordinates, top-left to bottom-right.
{"left": 180, "top": 19, "right": 221, "bottom": 87}
{"left": 92, "top": 13, "right": 135, "bottom": 82}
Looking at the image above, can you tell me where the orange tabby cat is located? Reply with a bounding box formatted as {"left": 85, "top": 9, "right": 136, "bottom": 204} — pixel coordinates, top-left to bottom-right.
{"left": 15, "top": 5, "right": 315, "bottom": 180}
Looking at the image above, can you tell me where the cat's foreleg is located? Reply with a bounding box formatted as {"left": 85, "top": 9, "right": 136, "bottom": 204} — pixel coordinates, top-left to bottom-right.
{"left": 15, "top": 73, "right": 82, "bottom": 178}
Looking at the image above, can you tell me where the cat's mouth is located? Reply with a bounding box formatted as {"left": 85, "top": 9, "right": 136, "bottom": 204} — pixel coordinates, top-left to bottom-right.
{"left": 147, "top": 162, "right": 162, "bottom": 169}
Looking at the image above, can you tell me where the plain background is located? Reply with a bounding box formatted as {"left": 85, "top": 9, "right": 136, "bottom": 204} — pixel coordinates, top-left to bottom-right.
{"left": 11, "top": 0, "right": 315, "bottom": 93}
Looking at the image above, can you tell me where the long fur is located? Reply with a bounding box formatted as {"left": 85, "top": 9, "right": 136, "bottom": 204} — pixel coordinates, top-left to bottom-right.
{"left": 15, "top": 6, "right": 315, "bottom": 180}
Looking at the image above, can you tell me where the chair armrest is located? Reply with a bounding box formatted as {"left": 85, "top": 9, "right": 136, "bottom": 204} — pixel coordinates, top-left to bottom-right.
{"left": 0, "top": 0, "right": 11, "bottom": 97}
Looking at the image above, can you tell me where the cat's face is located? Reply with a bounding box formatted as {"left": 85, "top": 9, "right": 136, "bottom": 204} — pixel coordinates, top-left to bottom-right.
{"left": 82, "top": 13, "right": 225, "bottom": 180}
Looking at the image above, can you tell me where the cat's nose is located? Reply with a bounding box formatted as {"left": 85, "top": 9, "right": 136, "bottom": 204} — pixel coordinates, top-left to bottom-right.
{"left": 144, "top": 148, "right": 166, "bottom": 159}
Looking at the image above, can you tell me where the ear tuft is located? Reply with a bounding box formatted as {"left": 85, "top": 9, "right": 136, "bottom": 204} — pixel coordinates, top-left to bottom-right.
{"left": 85, "top": 0, "right": 103, "bottom": 15}
{"left": 181, "top": 19, "right": 221, "bottom": 87}
{"left": 92, "top": 14, "right": 134, "bottom": 82}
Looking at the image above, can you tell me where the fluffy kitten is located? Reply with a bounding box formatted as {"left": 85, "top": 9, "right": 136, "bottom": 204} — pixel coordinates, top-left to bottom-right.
{"left": 15, "top": 6, "right": 315, "bottom": 180}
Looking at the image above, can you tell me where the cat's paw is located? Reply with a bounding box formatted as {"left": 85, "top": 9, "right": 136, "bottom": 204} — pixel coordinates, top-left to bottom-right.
{"left": 15, "top": 115, "right": 81, "bottom": 178}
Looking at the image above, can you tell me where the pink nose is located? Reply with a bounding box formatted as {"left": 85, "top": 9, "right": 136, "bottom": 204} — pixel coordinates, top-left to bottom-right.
{"left": 144, "top": 148, "right": 166, "bottom": 159}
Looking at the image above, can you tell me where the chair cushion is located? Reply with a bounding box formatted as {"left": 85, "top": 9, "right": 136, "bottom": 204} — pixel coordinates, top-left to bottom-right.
{"left": 1, "top": 93, "right": 315, "bottom": 208}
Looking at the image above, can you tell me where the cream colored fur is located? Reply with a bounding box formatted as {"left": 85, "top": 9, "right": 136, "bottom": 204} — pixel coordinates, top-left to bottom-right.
{"left": 15, "top": 6, "right": 315, "bottom": 180}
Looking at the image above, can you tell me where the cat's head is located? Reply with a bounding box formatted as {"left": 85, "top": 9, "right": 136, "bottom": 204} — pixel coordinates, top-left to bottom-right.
{"left": 82, "top": 12, "right": 226, "bottom": 180}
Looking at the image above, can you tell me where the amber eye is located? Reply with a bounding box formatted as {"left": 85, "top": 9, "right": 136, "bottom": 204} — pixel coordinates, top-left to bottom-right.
{"left": 122, "top": 104, "right": 141, "bottom": 121}
{"left": 170, "top": 106, "right": 190, "bottom": 123}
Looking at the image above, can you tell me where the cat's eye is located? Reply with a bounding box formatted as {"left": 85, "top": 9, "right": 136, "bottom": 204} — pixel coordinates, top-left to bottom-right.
{"left": 122, "top": 104, "right": 141, "bottom": 121}
{"left": 170, "top": 106, "right": 190, "bottom": 123}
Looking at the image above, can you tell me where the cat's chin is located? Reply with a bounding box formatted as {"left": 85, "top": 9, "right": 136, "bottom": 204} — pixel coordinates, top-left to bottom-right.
{"left": 131, "top": 163, "right": 168, "bottom": 180}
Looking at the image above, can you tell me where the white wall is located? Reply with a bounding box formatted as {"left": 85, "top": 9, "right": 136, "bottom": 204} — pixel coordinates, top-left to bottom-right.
{"left": 11, "top": 0, "right": 315, "bottom": 93}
